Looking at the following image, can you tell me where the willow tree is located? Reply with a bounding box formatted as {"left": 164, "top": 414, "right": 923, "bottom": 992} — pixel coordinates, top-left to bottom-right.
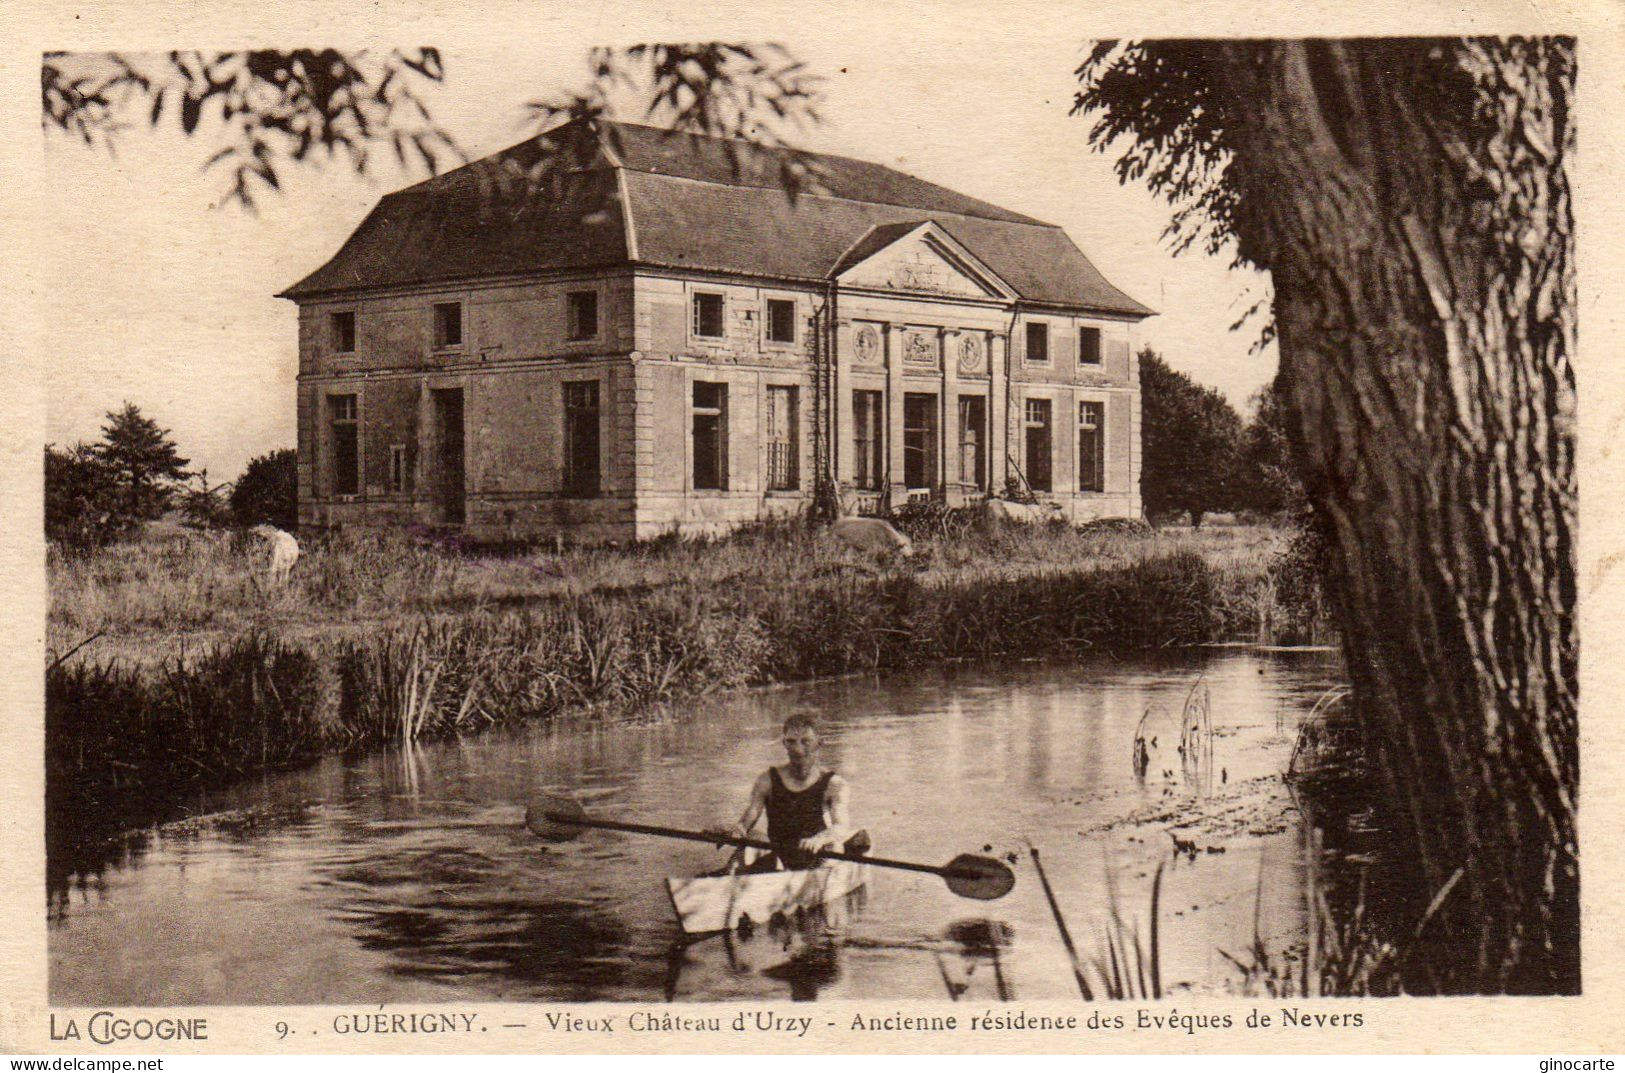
{"left": 1081, "top": 38, "right": 1576, "bottom": 992}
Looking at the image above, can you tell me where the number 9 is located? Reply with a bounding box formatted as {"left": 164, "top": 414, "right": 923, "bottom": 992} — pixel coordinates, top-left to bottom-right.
{"left": 275, "top": 1022, "right": 290, "bottom": 1040}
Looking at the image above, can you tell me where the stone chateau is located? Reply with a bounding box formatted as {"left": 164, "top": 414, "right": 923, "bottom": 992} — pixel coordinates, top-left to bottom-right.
{"left": 280, "top": 119, "right": 1153, "bottom": 542}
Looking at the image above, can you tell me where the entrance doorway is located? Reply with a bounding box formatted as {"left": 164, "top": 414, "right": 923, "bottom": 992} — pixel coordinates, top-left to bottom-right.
{"left": 432, "top": 388, "right": 465, "bottom": 524}
{"left": 903, "top": 393, "right": 938, "bottom": 493}
{"left": 1024, "top": 397, "right": 1052, "bottom": 493}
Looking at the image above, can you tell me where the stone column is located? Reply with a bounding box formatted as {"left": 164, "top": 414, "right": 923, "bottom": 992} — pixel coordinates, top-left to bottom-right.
{"left": 887, "top": 323, "right": 907, "bottom": 502}
{"left": 834, "top": 318, "right": 854, "bottom": 487}
{"left": 989, "top": 332, "right": 1008, "bottom": 495}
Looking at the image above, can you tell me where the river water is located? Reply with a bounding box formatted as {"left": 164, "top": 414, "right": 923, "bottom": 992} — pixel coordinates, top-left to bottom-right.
{"left": 49, "top": 649, "right": 1342, "bottom": 1005}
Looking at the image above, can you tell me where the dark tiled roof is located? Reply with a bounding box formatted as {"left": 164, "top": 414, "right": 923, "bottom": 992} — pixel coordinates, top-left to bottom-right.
{"left": 829, "top": 221, "right": 931, "bottom": 277}
{"left": 280, "top": 119, "right": 1152, "bottom": 317}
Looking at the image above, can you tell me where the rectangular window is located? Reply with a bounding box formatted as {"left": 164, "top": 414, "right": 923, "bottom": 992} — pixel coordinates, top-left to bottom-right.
{"left": 903, "top": 393, "right": 938, "bottom": 491}
{"left": 567, "top": 291, "right": 598, "bottom": 341}
{"left": 692, "top": 381, "right": 728, "bottom": 490}
{"left": 331, "top": 311, "right": 356, "bottom": 353}
{"left": 693, "top": 292, "right": 725, "bottom": 339}
{"left": 433, "top": 302, "right": 463, "bottom": 348}
{"left": 958, "top": 396, "right": 986, "bottom": 491}
{"left": 766, "top": 298, "right": 796, "bottom": 344}
{"left": 1026, "top": 321, "right": 1049, "bottom": 364}
{"left": 853, "top": 390, "right": 885, "bottom": 492}
{"left": 329, "top": 394, "right": 359, "bottom": 497}
{"left": 1024, "top": 397, "right": 1053, "bottom": 493}
{"left": 1079, "top": 326, "right": 1102, "bottom": 366}
{"left": 388, "top": 444, "right": 408, "bottom": 494}
{"left": 563, "top": 380, "right": 601, "bottom": 496}
{"left": 1079, "top": 401, "right": 1105, "bottom": 493}
{"left": 764, "top": 385, "right": 799, "bottom": 490}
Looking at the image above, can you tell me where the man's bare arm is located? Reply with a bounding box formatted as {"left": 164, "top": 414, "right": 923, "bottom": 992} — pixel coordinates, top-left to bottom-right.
{"left": 799, "top": 774, "right": 851, "bottom": 852}
{"left": 706, "top": 772, "right": 770, "bottom": 843}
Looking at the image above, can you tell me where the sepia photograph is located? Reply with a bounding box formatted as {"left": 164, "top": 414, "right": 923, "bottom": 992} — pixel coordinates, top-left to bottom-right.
{"left": 6, "top": 0, "right": 1613, "bottom": 1056}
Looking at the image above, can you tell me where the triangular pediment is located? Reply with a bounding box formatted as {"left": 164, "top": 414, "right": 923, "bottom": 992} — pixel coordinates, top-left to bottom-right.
{"left": 833, "top": 221, "right": 1015, "bottom": 300}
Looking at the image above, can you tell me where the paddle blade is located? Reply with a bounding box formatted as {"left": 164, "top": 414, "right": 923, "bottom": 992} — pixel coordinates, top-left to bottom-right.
{"left": 525, "top": 794, "right": 590, "bottom": 841}
{"left": 944, "top": 854, "right": 1016, "bottom": 901}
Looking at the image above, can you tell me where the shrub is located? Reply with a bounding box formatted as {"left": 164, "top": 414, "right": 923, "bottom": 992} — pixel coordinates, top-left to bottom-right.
{"left": 231, "top": 449, "right": 298, "bottom": 530}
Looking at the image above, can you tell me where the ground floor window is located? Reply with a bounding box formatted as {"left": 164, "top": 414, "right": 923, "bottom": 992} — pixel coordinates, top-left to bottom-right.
{"left": 765, "top": 385, "right": 799, "bottom": 491}
{"left": 903, "top": 393, "right": 938, "bottom": 491}
{"left": 563, "top": 380, "right": 600, "bottom": 496}
{"left": 958, "top": 395, "right": 986, "bottom": 491}
{"left": 853, "top": 390, "right": 884, "bottom": 491}
{"left": 692, "top": 381, "right": 728, "bottom": 490}
{"left": 329, "top": 394, "right": 359, "bottom": 496}
{"left": 1024, "top": 397, "right": 1052, "bottom": 493}
{"left": 388, "top": 443, "right": 408, "bottom": 494}
{"left": 1079, "top": 400, "right": 1105, "bottom": 493}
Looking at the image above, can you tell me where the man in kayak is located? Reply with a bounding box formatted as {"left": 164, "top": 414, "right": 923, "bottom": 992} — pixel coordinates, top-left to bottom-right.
{"left": 707, "top": 713, "right": 852, "bottom": 871}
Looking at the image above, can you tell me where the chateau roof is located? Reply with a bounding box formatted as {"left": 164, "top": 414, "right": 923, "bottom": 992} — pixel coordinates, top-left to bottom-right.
{"left": 280, "top": 119, "right": 1153, "bottom": 317}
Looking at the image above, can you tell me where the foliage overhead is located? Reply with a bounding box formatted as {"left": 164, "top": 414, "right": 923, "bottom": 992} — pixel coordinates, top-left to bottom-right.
{"left": 526, "top": 44, "right": 825, "bottom": 196}
{"left": 43, "top": 44, "right": 825, "bottom": 210}
{"left": 42, "top": 49, "right": 459, "bottom": 210}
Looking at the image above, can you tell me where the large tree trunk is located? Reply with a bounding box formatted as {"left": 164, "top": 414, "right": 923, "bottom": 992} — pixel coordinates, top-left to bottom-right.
{"left": 1212, "top": 39, "right": 1577, "bottom": 992}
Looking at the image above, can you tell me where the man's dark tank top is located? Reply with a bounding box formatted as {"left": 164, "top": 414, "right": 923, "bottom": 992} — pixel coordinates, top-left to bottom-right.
{"left": 766, "top": 767, "right": 832, "bottom": 867}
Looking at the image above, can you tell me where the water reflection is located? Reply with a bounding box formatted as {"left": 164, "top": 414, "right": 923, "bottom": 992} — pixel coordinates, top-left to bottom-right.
{"left": 49, "top": 650, "right": 1342, "bottom": 1004}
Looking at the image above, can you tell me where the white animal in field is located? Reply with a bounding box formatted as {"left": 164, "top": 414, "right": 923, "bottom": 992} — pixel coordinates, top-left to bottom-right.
{"left": 829, "top": 516, "right": 914, "bottom": 558}
{"left": 983, "top": 497, "right": 1064, "bottom": 526}
{"left": 250, "top": 525, "right": 300, "bottom": 584}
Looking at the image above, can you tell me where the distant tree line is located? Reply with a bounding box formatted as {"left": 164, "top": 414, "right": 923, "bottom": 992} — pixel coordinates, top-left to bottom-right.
{"left": 45, "top": 402, "right": 296, "bottom": 548}
{"left": 1137, "top": 346, "right": 1301, "bottom": 528}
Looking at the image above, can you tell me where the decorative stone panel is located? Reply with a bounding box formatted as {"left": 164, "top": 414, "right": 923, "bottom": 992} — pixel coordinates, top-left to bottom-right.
{"left": 903, "top": 328, "right": 939, "bottom": 368}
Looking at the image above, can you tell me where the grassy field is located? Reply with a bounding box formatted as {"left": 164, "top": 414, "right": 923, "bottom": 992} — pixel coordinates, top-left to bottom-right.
{"left": 48, "top": 520, "right": 1300, "bottom": 663}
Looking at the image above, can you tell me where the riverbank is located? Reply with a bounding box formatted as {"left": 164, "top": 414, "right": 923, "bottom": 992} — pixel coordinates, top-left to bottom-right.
{"left": 47, "top": 521, "right": 1331, "bottom": 856}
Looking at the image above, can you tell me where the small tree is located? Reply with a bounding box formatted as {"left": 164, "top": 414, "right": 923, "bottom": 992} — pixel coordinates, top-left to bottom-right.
{"left": 1138, "top": 347, "right": 1243, "bottom": 527}
{"left": 93, "top": 402, "right": 192, "bottom": 525}
{"left": 178, "top": 471, "right": 235, "bottom": 530}
{"left": 230, "top": 449, "right": 298, "bottom": 530}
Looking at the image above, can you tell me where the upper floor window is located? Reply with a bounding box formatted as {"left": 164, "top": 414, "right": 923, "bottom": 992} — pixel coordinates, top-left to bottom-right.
{"left": 567, "top": 291, "right": 598, "bottom": 341}
{"left": 331, "top": 311, "right": 356, "bottom": 353}
{"left": 693, "top": 292, "right": 725, "bottom": 339}
{"left": 1025, "top": 321, "right": 1049, "bottom": 364}
{"left": 766, "top": 299, "right": 796, "bottom": 344}
{"left": 1079, "top": 326, "right": 1102, "bottom": 366}
{"left": 433, "top": 302, "right": 463, "bottom": 349}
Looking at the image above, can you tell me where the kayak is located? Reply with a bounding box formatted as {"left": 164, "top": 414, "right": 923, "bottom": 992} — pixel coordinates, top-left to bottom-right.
{"left": 665, "top": 852, "right": 870, "bottom": 935}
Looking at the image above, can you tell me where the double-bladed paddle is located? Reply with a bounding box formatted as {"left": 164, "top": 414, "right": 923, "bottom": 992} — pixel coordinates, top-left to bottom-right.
{"left": 525, "top": 794, "right": 1015, "bottom": 901}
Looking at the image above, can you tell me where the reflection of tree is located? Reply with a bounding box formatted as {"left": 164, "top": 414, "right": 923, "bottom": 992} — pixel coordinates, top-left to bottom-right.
{"left": 325, "top": 846, "right": 633, "bottom": 997}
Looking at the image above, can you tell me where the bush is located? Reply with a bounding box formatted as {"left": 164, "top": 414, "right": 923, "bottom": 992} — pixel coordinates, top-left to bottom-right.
{"left": 231, "top": 449, "right": 298, "bottom": 530}
{"left": 45, "top": 445, "right": 123, "bottom": 549}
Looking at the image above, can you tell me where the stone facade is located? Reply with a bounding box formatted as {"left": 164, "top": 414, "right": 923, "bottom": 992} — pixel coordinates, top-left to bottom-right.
{"left": 294, "top": 272, "right": 1141, "bottom": 541}
{"left": 285, "top": 122, "right": 1150, "bottom": 543}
